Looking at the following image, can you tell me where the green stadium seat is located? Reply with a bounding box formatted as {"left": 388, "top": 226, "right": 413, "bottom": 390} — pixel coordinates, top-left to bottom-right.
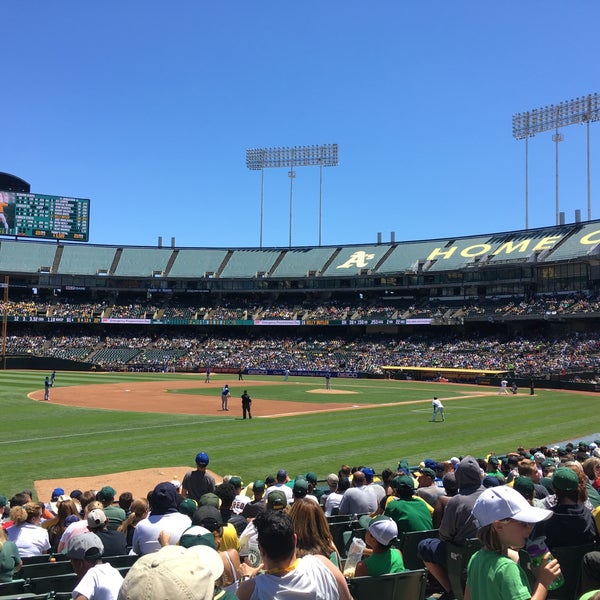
{"left": 446, "top": 537, "right": 482, "bottom": 600}
{"left": 394, "top": 528, "right": 439, "bottom": 571}
{"left": 347, "top": 568, "right": 428, "bottom": 600}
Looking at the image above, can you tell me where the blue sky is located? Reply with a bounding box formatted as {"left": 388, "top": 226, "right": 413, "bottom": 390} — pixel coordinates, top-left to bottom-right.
{"left": 2, "top": 2, "right": 600, "bottom": 248}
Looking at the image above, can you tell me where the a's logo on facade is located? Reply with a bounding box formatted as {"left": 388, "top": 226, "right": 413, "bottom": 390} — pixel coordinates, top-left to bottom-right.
{"left": 336, "top": 251, "right": 375, "bottom": 269}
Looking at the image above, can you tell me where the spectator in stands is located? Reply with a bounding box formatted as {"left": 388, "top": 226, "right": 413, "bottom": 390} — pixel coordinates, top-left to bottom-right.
{"left": 324, "top": 476, "right": 350, "bottom": 517}
{"left": 132, "top": 482, "right": 191, "bottom": 556}
{"left": 0, "top": 525, "right": 21, "bottom": 582}
{"left": 118, "top": 544, "right": 216, "bottom": 600}
{"left": 517, "top": 459, "right": 549, "bottom": 500}
{"left": 46, "top": 498, "right": 80, "bottom": 553}
{"left": 214, "top": 482, "right": 236, "bottom": 523}
{"left": 97, "top": 486, "right": 126, "bottom": 531}
{"left": 265, "top": 469, "right": 294, "bottom": 504}
{"left": 230, "top": 476, "right": 251, "bottom": 515}
{"left": 582, "top": 457, "right": 600, "bottom": 508}
{"left": 250, "top": 480, "right": 265, "bottom": 504}
{"left": 355, "top": 515, "right": 404, "bottom": 577}
{"left": 415, "top": 466, "right": 446, "bottom": 508}
{"left": 338, "top": 471, "right": 378, "bottom": 515}
{"left": 384, "top": 475, "right": 433, "bottom": 535}
{"left": 532, "top": 467, "right": 599, "bottom": 550}
{"left": 87, "top": 508, "right": 128, "bottom": 557}
{"left": 117, "top": 498, "right": 149, "bottom": 548}
{"left": 66, "top": 532, "right": 123, "bottom": 600}
{"left": 118, "top": 492, "right": 133, "bottom": 515}
{"left": 432, "top": 471, "right": 459, "bottom": 528}
{"left": 417, "top": 456, "right": 485, "bottom": 600}
{"left": 57, "top": 499, "right": 104, "bottom": 553}
{"left": 465, "top": 485, "right": 559, "bottom": 600}
{"left": 182, "top": 452, "right": 216, "bottom": 503}
{"left": 320, "top": 473, "right": 339, "bottom": 510}
{"left": 236, "top": 510, "right": 352, "bottom": 600}
{"left": 188, "top": 504, "right": 243, "bottom": 594}
{"left": 289, "top": 498, "right": 340, "bottom": 566}
{"left": 6, "top": 502, "right": 50, "bottom": 557}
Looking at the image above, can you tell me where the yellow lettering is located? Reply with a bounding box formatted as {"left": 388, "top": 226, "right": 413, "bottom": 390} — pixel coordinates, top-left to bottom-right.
{"left": 460, "top": 244, "right": 491, "bottom": 258}
{"left": 580, "top": 230, "right": 600, "bottom": 246}
{"left": 532, "top": 235, "right": 562, "bottom": 251}
{"left": 336, "top": 251, "right": 375, "bottom": 269}
{"left": 426, "top": 246, "right": 457, "bottom": 261}
{"left": 492, "top": 240, "right": 531, "bottom": 256}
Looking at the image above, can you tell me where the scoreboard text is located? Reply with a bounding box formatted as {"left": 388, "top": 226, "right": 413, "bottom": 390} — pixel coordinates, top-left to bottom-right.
{"left": 0, "top": 190, "right": 90, "bottom": 242}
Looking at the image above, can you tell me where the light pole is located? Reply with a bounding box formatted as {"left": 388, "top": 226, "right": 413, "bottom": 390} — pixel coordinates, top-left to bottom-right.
{"left": 512, "top": 93, "right": 600, "bottom": 227}
{"left": 246, "top": 144, "right": 339, "bottom": 247}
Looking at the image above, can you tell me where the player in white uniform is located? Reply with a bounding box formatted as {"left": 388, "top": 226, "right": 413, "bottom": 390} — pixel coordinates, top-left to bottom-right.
{"left": 431, "top": 397, "right": 445, "bottom": 422}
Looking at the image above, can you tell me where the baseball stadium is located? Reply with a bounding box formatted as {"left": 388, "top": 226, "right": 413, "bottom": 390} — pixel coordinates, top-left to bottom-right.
{"left": 2, "top": 168, "right": 600, "bottom": 599}
{"left": 0, "top": 169, "right": 599, "bottom": 498}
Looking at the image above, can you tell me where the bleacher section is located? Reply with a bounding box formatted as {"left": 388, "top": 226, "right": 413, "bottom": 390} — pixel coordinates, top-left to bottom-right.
{"left": 56, "top": 245, "right": 117, "bottom": 275}
{"left": 270, "top": 247, "right": 337, "bottom": 277}
{"left": 112, "top": 248, "right": 173, "bottom": 277}
{"left": 167, "top": 249, "right": 229, "bottom": 278}
{"left": 219, "top": 249, "right": 281, "bottom": 278}
{"left": 0, "top": 240, "right": 58, "bottom": 273}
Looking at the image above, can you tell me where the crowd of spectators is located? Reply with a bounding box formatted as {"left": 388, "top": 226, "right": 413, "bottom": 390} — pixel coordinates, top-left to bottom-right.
{"left": 3, "top": 327, "right": 600, "bottom": 380}
{"left": 3, "top": 293, "right": 600, "bottom": 378}
{"left": 2, "top": 440, "right": 600, "bottom": 599}
{"left": 3, "top": 292, "right": 600, "bottom": 323}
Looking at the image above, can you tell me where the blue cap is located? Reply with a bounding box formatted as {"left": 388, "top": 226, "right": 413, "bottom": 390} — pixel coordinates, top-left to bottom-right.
{"left": 195, "top": 452, "right": 209, "bottom": 465}
{"left": 362, "top": 467, "right": 375, "bottom": 481}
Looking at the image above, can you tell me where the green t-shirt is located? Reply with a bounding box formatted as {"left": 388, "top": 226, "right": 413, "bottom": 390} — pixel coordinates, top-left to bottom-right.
{"left": 467, "top": 547, "right": 531, "bottom": 600}
{"left": 384, "top": 497, "right": 433, "bottom": 535}
{"left": 0, "top": 540, "right": 20, "bottom": 583}
{"left": 363, "top": 547, "right": 405, "bottom": 577}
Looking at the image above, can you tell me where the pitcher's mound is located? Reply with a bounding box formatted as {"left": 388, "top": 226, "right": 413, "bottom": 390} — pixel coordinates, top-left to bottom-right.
{"left": 306, "top": 389, "right": 357, "bottom": 394}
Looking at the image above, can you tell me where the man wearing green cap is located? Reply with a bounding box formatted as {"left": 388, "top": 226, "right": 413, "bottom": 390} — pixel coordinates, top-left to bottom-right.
{"left": 96, "top": 486, "right": 126, "bottom": 531}
{"left": 533, "top": 466, "right": 599, "bottom": 550}
{"left": 384, "top": 475, "right": 433, "bottom": 535}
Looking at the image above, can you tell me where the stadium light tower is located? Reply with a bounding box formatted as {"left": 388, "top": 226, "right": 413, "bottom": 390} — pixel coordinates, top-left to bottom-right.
{"left": 512, "top": 93, "right": 600, "bottom": 228}
{"left": 246, "top": 144, "right": 339, "bottom": 247}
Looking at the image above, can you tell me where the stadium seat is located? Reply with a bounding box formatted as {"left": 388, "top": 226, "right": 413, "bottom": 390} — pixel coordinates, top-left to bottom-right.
{"left": 394, "top": 528, "right": 439, "bottom": 570}
{"left": 0, "top": 578, "right": 28, "bottom": 597}
{"left": 347, "top": 568, "right": 428, "bottom": 600}
{"left": 19, "top": 559, "right": 74, "bottom": 579}
{"left": 446, "top": 538, "right": 482, "bottom": 600}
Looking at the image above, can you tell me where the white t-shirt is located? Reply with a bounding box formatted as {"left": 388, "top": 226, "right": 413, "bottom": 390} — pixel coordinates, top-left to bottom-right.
{"left": 132, "top": 512, "right": 191, "bottom": 555}
{"left": 324, "top": 492, "right": 344, "bottom": 517}
{"left": 265, "top": 484, "right": 293, "bottom": 503}
{"left": 7, "top": 523, "right": 50, "bottom": 557}
{"left": 72, "top": 562, "right": 124, "bottom": 600}
{"left": 250, "top": 554, "right": 339, "bottom": 600}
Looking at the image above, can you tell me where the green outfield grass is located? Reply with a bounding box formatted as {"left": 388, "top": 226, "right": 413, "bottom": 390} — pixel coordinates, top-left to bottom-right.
{"left": 0, "top": 370, "right": 597, "bottom": 498}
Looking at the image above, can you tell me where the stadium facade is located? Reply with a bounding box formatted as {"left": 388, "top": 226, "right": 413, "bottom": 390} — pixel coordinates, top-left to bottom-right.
{"left": 1, "top": 220, "right": 600, "bottom": 389}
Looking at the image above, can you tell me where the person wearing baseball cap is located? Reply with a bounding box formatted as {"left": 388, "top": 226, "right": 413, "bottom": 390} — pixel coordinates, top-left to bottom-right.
{"left": 384, "top": 475, "right": 433, "bottom": 535}
{"left": 354, "top": 515, "right": 404, "bottom": 577}
{"left": 182, "top": 451, "right": 216, "bottom": 503}
{"left": 87, "top": 508, "right": 128, "bottom": 557}
{"left": 465, "top": 485, "right": 559, "bottom": 600}
{"left": 534, "top": 467, "right": 599, "bottom": 550}
{"left": 66, "top": 532, "right": 124, "bottom": 599}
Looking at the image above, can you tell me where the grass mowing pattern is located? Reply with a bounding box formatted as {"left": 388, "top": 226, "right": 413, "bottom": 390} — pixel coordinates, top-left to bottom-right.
{"left": 0, "top": 371, "right": 595, "bottom": 497}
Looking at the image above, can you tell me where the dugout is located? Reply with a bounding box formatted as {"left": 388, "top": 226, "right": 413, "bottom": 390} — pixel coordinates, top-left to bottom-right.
{"left": 383, "top": 366, "right": 507, "bottom": 385}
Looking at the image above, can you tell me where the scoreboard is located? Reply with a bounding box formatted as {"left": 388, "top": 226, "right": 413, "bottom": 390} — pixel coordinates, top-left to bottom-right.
{"left": 0, "top": 190, "right": 90, "bottom": 242}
